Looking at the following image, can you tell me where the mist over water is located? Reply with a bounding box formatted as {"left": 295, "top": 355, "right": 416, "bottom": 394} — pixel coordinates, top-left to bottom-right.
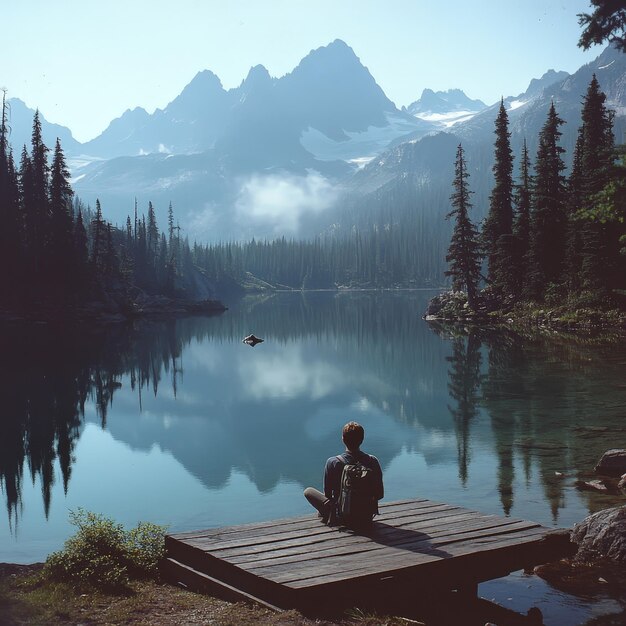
{"left": 0, "top": 291, "right": 625, "bottom": 623}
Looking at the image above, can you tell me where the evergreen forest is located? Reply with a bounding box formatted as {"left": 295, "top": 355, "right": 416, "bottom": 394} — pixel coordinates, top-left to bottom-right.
{"left": 1, "top": 75, "right": 625, "bottom": 317}
{"left": 446, "top": 75, "right": 626, "bottom": 313}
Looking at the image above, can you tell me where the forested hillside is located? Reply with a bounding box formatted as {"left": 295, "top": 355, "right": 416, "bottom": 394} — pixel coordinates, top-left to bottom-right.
{"left": 0, "top": 97, "right": 225, "bottom": 316}
{"left": 441, "top": 75, "right": 626, "bottom": 318}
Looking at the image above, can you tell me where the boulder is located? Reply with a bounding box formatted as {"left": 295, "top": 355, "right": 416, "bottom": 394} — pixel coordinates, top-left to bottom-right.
{"left": 576, "top": 479, "right": 608, "bottom": 493}
{"left": 595, "top": 449, "right": 626, "bottom": 477}
{"left": 619, "top": 474, "right": 626, "bottom": 491}
{"left": 571, "top": 506, "right": 626, "bottom": 564}
{"left": 423, "top": 291, "right": 468, "bottom": 320}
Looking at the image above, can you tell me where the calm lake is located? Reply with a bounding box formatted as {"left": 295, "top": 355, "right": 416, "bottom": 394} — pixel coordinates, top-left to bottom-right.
{"left": 1, "top": 290, "right": 625, "bottom": 624}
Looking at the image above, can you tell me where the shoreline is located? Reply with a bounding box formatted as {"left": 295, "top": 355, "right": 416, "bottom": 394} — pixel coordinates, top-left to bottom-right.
{"left": 0, "top": 297, "right": 227, "bottom": 324}
{"left": 2, "top": 559, "right": 625, "bottom": 626}
{"left": 423, "top": 290, "right": 626, "bottom": 333}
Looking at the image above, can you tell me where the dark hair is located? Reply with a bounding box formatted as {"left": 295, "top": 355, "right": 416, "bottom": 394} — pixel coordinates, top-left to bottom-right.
{"left": 342, "top": 421, "right": 364, "bottom": 450}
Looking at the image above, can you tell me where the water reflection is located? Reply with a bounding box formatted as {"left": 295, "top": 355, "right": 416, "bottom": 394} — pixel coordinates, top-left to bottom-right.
{"left": 434, "top": 321, "right": 626, "bottom": 521}
{"left": 442, "top": 329, "right": 483, "bottom": 486}
{"left": 1, "top": 292, "right": 625, "bottom": 536}
{"left": 0, "top": 319, "right": 196, "bottom": 528}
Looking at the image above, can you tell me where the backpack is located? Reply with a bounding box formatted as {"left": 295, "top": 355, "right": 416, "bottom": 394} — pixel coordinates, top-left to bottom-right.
{"left": 336, "top": 454, "right": 377, "bottom": 528}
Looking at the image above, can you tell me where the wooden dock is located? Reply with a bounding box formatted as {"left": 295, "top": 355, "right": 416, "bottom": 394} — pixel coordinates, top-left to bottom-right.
{"left": 164, "top": 498, "right": 574, "bottom": 617}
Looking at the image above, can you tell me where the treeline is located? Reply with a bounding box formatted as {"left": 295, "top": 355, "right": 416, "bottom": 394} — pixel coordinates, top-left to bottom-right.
{"left": 193, "top": 214, "right": 438, "bottom": 290}
{"left": 447, "top": 75, "right": 626, "bottom": 309}
{"left": 0, "top": 95, "right": 208, "bottom": 310}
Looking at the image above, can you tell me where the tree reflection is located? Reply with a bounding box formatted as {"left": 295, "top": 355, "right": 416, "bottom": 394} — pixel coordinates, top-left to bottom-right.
{"left": 444, "top": 329, "right": 483, "bottom": 485}
{"left": 2, "top": 293, "right": 624, "bottom": 531}
{"left": 433, "top": 320, "right": 626, "bottom": 522}
{"left": 0, "top": 318, "right": 200, "bottom": 528}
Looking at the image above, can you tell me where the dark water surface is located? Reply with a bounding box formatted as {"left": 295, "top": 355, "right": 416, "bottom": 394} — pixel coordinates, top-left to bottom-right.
{"left": 1, "top": 291, "right": 625, "bottom": 623}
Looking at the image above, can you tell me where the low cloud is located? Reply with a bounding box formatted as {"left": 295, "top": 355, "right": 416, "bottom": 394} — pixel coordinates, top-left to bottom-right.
{"left": 188, "top": 202, "right": 220, "bottom": 238}
{"left": 235, "top": 171, "right": 337, "bottom": 234}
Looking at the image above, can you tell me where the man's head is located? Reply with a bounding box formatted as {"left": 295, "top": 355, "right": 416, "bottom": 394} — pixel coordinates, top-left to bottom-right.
{"left": 342, "top": 421, "right": 364, "bottom": 451}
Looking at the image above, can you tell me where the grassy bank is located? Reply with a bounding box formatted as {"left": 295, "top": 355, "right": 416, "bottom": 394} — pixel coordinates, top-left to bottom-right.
{"left": 0, "top": 510, "right": 406, "bottom": 626}
{"left": 0, "top": 563, "right": 409, "bottom": 626}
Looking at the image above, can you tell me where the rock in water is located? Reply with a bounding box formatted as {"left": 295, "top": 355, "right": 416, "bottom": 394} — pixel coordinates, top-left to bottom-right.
{"left": 595, "top": 449, "right": 626, "bottom": 477}
{"left": 242, "top": 334, "right": 264, "bottom": 347}
{"left": 571, "top": 506, "right": 626, "bottom": 563}
{"left": 576, "top": 480, "right": 609, "bottom": 492}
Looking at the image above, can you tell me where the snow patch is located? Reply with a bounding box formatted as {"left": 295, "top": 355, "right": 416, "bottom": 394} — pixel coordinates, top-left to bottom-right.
{"left": 348, "top": 156, "right": 375, "bottom": 169}
{"left": 413, "top": 109, "right": 480, "bottom": 128}
{"left": 508, "top": 99, "right": 527, "bottom": 110}
{"left": 598, "top": 60, "right": 615, "bottom": 70}
{"left": 67, "top": 154, "right": 104, "bottom": 177}
{"left": 300, "top": 112, "right": 424, "bottom": 162}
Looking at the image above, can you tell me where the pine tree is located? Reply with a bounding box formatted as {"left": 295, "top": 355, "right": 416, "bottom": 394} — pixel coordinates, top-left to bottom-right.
{"left": 512, "top": 139, "right": 532, "bottom": 295}
{"left": 90, "top": 199, "right": 106, "bottom": 272}
{"left": 103, "top": 223, "right": 120, "bottom": 285}
{"left": 576, "top": 75, "right": 617, "bottom": 295}
{"left": 19, "top": 145, "right": 36, "bottom": 284}
{"left": 565, "top": 130, "right": 585, "bottom": 291}
{"left": 49, "top": 139, "right": 74, "bottom": 293}
{"left": 446, "top": 144, "right": 482, "bottom": 309}
{"left": 483, "top": 99, "right": 514, "bottom": 293}
{"left": 578, "top": 1, "right": 626, "bottom": 52}
{"left": 147, "top": 201, "right": 159, "bottom": 260}
{"left": 73, "top": 207, "right": 90, "bottom": 293}
{"left": 30, "top": 111, "right": 50, "bottom": 279}
{"left": 527, "top": 102, "right": 567, "bottom": 298}
{"left": 0, "top": 90, "right": 13, "bottom": 298}
{"left": 167, "top": 201, "right": 174, "bottom": 244}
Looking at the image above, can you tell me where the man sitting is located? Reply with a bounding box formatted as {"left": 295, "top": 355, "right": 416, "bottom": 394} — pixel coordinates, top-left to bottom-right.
{"left": 304, "top": 421, "right": 384, "bottom": 526}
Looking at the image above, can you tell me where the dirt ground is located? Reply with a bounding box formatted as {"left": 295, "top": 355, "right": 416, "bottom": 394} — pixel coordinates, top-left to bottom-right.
{"left": 0, "top": 564, "right": 411, "bottom": 626}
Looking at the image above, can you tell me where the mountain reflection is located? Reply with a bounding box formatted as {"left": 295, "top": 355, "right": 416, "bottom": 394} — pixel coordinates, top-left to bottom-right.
{"left": 1, "top": 293, "right": 625, "bottom": 527}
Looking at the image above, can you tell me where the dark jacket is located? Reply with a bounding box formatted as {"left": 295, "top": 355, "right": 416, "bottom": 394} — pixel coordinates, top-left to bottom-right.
{"left": 323, "top": 449, "right": 384, "bottom": 510}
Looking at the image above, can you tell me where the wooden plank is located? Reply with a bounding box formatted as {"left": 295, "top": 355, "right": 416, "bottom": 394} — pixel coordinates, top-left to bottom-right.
{"left": 183, "top": 503, "right": 464, "bottom": 553}
{"left": 244, "top": 523, "right": 544, "bottom": 582}
{"left": 198, "top": 508, "right": 527, "bottom": 560}
{"left": 249, "top": 526, "right": 546, "bottom": 584}
{"left": 165, "top": 536, "right": 291, "bottom": 606}
{"left": 272, "top": 528, "right": 549, "bottom": 588}
{"left": 174, "top": 499, "right": 450, "bottom": 545}
{"left": 169, "top": 498, "right": 434, "bottom": 541}
{"left": 162, "top": 558, "right": 284, "bottom": 611}
{"left": 294, "top": 530, "right": 572, "bottom": 602}
{"left": 219, "top": 511, "right": 520, "bottom": 561}
{"left": 164, "top": 498, "right": 572, "bottom": 608}
{"left": 227, "top": 517, "right": 535, "bottom": 566}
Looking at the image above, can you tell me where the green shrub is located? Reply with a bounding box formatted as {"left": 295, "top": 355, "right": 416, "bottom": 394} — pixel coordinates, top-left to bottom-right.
{"left": 43, "top": 509, "right": 166, "bottom": 591}
{"left": 125, "top": 521, "right": 167, "bottom": 577}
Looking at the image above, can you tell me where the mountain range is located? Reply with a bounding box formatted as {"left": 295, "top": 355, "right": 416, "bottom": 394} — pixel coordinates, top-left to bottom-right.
{"left": 5, "top": 40, "right": 626, "bottom": 248}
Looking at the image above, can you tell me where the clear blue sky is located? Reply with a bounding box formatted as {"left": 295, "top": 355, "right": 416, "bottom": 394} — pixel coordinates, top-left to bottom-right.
{"left": 2, "top": 0, "right": 603, "bottom": 143}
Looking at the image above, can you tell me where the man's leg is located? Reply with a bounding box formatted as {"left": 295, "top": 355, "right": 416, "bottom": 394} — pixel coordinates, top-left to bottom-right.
{"left": 303, "top": 487, "right": 331, "bottom": 521}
